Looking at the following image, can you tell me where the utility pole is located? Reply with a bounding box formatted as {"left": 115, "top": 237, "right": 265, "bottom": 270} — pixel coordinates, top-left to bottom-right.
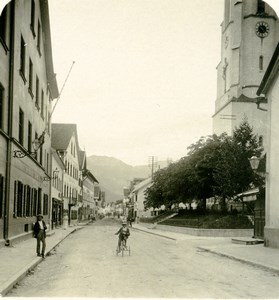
{"left": 148, "top": 156, "right": 158, "bottom": 178}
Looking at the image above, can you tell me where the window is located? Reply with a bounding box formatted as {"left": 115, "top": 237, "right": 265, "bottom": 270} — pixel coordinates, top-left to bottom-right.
{"left": 35, "top": 76, "right": 39, "bottom": 108}
{"left": 0, "top": 175, "right": 4, "bottom": 219}
{"left": 28, "top": 59, "right": 33, "bottom": 97}
{"left": 0, "top": 5, "right": 8, "bottom": 50}
{"left": 14, "top": 181, "right": 23, "bottom": 218}
{"left": 28, "top": 121, "right": 32, "bottom": 152}
{"left": 47, "top": 153, "right": 49, "bottom": 173}
{"left": 34, "top": 132, "right": 38, "bottom": 160}
{"left": 22, "top": 185, "right": 26, "bottom": 217}
{"left": 39, "top": 144, "right": 43, "bottom": 165}
{"left": 257, "top": 0, "right": 265, "bottom": 15}
{"left": 30, "top": 0, "right": 35, "bottom": 37}
{"left": 26, "top": 185, "right": 31, "bottom": 217}
{"left": 0, "top": 84, "right": 4, "bottom": 130}
{"left": 20, "top": 36, "right": 26, "bottom": 81}
{"left": 259, "top": 55, "right": 263, "bottom": 71}
{"left": 37, "top": 21, "right": 41, "bottom": 55}
{"left": 43, "top": 194, "right": 48, "bottom": 215}
{"left": 38, "top": 188, "right": 42, "bottom": 215}
{"left": 41, "top": 90, "right": 44, "bottom": 118}
{"left": 19, "top": 108, "right": 24, "bottom": 145}
{"left": 32, "top": 188, "right": 37, "bottom": 216}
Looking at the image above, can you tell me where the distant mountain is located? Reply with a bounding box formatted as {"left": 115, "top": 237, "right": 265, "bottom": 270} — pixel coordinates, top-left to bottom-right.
{"left": 86, "top": 155, "right": 168, "bottom": 202}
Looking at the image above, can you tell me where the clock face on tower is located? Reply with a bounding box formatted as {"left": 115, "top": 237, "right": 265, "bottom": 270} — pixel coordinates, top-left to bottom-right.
{"left": 255, "top": 21, "right": 270, "bottom": 38}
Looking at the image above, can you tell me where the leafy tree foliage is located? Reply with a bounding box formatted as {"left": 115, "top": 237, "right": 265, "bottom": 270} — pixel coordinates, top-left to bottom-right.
{"left": 144, "top": 120, "right": 263, "bottom": 211}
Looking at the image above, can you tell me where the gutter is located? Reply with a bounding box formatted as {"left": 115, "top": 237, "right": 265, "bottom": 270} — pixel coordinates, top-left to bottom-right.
{"left": 4, "top": 0, "right": 15, "bottom": 241}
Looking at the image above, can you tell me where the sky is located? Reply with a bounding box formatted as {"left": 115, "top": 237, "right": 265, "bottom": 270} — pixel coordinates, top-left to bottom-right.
{"left": 1, "top": 0, "right": 279, "bottom": 166}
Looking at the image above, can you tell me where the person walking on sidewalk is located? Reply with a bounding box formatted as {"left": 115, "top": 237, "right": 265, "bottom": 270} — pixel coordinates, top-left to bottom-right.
{"left": 33, "top": 214, "right": 47, "bottom": 258}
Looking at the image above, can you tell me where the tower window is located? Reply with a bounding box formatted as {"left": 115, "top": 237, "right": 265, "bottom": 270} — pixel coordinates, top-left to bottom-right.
{"left": 259, "top": 55, "right": 263, "bottom": 71}
{"left": 257, "top": 0, "right": 265, "bottom": 15}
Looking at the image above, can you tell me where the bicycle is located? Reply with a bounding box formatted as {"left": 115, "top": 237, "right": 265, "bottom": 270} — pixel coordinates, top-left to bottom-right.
{"left": 116, "top": 237, "right": 131, "bottom": 256}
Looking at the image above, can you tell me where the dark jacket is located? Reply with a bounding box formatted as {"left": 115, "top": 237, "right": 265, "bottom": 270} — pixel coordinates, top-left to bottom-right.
{"left": 33, "top": 220, "right": 47, "bottom": 238}
{"left": 116, "top": 227, "right": 130, "bottom": 238}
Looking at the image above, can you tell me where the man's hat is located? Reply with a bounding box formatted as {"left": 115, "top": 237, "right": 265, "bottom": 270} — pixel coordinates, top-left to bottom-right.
{"left": 37, "top": 214, "right": 43, "bottom": 218}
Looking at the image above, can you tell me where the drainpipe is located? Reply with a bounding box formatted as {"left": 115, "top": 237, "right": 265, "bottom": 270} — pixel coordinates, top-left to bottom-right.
{"left": 4, "top": 0, "right": 15, "bottom": 241}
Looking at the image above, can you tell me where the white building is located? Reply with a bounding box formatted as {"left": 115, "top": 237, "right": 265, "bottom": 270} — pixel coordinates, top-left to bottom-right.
{"left": 257, "top": 42, "right": 279, "bottom": 248}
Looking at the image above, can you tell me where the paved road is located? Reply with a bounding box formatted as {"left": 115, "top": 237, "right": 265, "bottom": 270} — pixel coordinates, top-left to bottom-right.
{"left": 7, "top": 218, "right": 279, "bottom": 298}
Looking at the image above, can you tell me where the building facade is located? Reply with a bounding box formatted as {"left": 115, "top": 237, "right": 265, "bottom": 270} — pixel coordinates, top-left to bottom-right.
{"left": 0, "top": 0, "right": 58, "bottom": 244}
{"left": 257, "top": 42, "right": 279, "bottom": 248}
{"left": 130, "top": 177, "right": 153, "bottom": 219}
{"left": 213, "top": 0, "right": 279, "bottom": 149}
{"left": 50, "top": 148, "right": 65, "bottom": 229}
{"left": 51, "top": 123, "right": 82, "bottom": 226}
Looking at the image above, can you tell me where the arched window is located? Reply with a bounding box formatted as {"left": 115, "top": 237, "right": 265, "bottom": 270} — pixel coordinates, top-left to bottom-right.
{"left": 257, "top": 0, "right": 265, "bottom": 15}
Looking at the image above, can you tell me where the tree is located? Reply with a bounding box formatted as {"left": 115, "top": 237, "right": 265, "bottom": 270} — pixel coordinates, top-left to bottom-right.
{"left": 213, "top": 120, "right": 263, "bottom": 210}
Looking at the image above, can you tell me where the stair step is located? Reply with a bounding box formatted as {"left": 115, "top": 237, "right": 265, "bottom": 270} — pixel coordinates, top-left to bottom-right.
{"left": 231, "top": 238, "right": 264, "bottom": 245}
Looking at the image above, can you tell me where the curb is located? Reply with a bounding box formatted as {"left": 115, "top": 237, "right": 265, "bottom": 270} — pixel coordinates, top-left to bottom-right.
{"left": 132, "top": 226, "right": 177, "bottom": 241}
{"left": 198, "top": 246, "right": 279, "bottom": 275}
{"left": 0, "top": 227, "right": 83, "bottom": 297}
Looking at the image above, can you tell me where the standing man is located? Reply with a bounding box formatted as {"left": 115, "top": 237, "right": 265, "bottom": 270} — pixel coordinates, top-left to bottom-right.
{"left": 33, "top": 214, "right": 47, "bottom": 258}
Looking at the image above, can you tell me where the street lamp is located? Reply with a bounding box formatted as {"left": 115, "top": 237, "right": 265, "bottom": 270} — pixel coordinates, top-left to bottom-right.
{"left": 13, "top": 131, "right": 45, "bottom": 158}
{"left": 249, "top": 156, "right": 261, "bottom": 171}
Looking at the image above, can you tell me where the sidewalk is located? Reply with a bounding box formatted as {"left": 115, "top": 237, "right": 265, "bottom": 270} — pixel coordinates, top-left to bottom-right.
{"left": 132, "top": 222, "right": 279, "bottom": 274}
{"left": 0, "top": 223, "right": 89, "bottom": 296}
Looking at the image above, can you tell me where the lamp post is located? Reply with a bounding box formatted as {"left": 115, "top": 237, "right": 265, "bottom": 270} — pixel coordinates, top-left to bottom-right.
{"left": 249, "top": 155, "right": 266, "bottom": 240}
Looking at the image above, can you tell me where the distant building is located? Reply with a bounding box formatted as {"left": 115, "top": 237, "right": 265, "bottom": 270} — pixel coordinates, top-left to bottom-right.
{"left": 51, "top": 124, "right": 81, "bottom": 226}
{"left": 130, "top": 177, "right": 153, "bottom": 218}
{"left": 82, "top": 169, "right": 99, "bottom": 221}
{"left": 50, "top": 148, "right": 65, "bottom": 229}
{"left": 0, "top": 0, "right": 58, "bottom": 243}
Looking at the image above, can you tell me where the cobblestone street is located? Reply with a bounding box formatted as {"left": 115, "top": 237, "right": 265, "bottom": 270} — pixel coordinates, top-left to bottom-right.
{"left": 6, "top": 218, "right": 279, "bottom": 298}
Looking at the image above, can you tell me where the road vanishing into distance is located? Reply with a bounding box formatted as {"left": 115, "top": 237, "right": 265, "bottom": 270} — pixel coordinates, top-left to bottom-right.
{"left": 7, "top": 218, "right": 279, "bottom": 298}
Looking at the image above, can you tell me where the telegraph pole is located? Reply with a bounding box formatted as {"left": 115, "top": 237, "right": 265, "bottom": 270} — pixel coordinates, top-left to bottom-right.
{"left": 148, "top": 156, "right": 158, "bottom": 178}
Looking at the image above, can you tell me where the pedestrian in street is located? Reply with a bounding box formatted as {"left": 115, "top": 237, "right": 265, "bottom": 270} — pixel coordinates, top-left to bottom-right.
{"left": 33, "top": 214, "right": 47, "bottom": 258}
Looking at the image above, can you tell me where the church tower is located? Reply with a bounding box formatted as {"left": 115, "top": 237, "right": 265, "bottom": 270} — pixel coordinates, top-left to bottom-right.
{"left": 213, "top": 0, "right": 279, "bottom": 148}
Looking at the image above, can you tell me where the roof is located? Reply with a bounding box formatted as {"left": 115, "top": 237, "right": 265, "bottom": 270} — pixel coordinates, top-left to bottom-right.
{"left": 51, "top": 123, "right": 79, "bottom": 150}
{"left": 78, "top": 149, "right": 86, "bottom": 170}
{"left": 86, "top": 170, "right": 99, "bottom": 184}
{"left": 51, "top": 148, "right": 66, "bottom": 170}
{"left": 132, "top": 177, "right": 152, "bottom": 193}
{"left": 257, "top": 42, "right": 279, "bottom": 96}
{"left": 40, "top": 0, "right": 59, "bottom": 99}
